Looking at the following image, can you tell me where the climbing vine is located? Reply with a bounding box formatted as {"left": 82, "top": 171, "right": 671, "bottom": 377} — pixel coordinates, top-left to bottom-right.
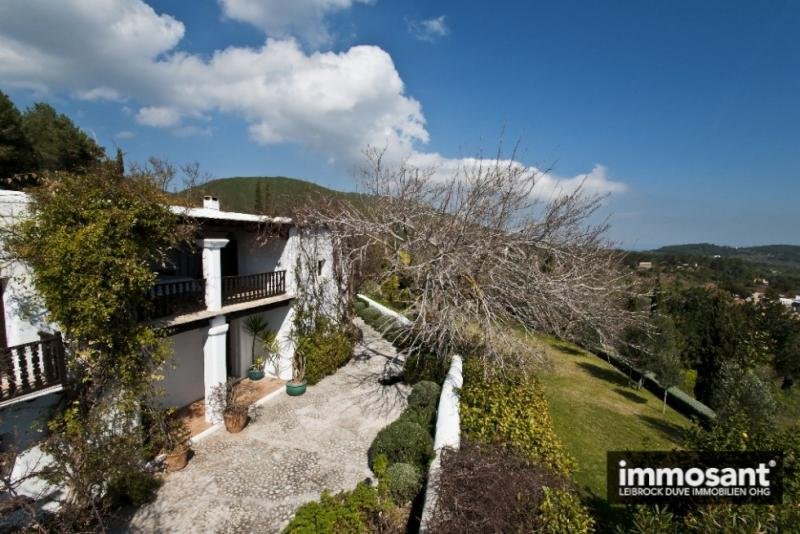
{"left": 4, "top": 163, "right": 194, "bottom": 528}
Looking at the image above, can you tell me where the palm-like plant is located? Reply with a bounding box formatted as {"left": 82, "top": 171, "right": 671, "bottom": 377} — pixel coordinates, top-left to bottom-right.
{"left": 243, "top": 315, "right": 268, "bottom": 370}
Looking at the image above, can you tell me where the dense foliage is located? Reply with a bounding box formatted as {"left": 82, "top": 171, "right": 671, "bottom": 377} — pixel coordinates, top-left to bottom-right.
{"left": 0, "top": 90, "right": 105, "bottom": 187}
{"left": 295, "top": 316, "right": 355, "bottom": 385}
{"left": 5, "top": 165, "right": 188, "bottom": 527}
{"left": 367, "top": 420, "right": 434, "bottom": 472}
{"left": 384, "top": 462, "right": 422, "bottom": 505}
{"left": 406, "top": 380, "right": 440, "bottom": 410}
{"left": 428, "top": 439, "right": 593, "bottom": 533}
{"left": 460, "top": 358, "right": 575, "bottom": 474}
{"left": 283, "top": 482, "right": 387, "bottom": 534}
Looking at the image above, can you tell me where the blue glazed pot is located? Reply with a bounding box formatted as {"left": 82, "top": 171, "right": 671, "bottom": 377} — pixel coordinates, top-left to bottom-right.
{"left": 286, "top": 379, "right": 307, "bottom": 396}
{"left": 248, "top": 369, "right": 265, "bottom": 381}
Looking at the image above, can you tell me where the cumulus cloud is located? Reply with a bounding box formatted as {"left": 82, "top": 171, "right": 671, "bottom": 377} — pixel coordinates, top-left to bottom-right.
{"left": 76, "top": 86, "right": 126, "bottom": 102}
{"left": 0, "top": 0, "right": 426, "bottom": 162}
{"left": 406, "top": 152, "right": 627, "bottom": 200}
{"left": 0, "top": 0, "right": 628, "bottom": 200}
{"left": 408, "top": 15, "right": 450, "bottom": 42}
{"left": 136, "top": 106, "right": 181, "bottom": 127}
{"left": 218, "top": 0, "right": 373, "bottom": 47}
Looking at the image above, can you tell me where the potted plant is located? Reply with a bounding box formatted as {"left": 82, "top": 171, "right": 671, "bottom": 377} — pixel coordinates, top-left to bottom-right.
{"left": 260, "top": 329, "right": 281, "bottom": 376}
{"left": 209, "top": 379, "right": 253, "bottom": 433}
{"left": 158, "top": 410, "right": 191, "bottom": 472}
{"left": 286, "top": 347, "right": 307, "bottom": 396}
{"left": 248, "top": 355, "right": 265, "bottom": 381}
{"left": 243, "top": 315, "right": 268, "bottom": 380}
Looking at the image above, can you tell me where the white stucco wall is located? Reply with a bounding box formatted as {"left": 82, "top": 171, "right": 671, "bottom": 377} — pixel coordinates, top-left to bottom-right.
{"left": 235, "top": 229, "right": 289, "bottom": 277}
{"left": 160, "top": 328, "right": 206, "bottom": 409}
{"left": 0, "top": 191, "right": 55, "bottom": 347}
{"left": 235, "top": 306, "right": 295, "bottom": 380}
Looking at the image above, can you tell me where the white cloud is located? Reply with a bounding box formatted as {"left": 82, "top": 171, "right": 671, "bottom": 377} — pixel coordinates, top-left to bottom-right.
{"left": 406, "top": 152, "right": 627, "bottom": 200}
{"left": 0, "top": 0, "right": 628, "bottom": 200}
{"left": 76, "top": 86, "right": 126, "bottom": 102}
{"left": 114, "top": 130, "right": 136, "bottom": 139}
{"left": 0, "top": 0, "right": 426, "bottom": 157}
{"left": 136, "top": 106, "right": 182, "bottom": 127}
{"left": 408, "top": 15, "right": 450, "bottom": 42}
{"left": 218, "top": 0, "right": 373, "bottom": 47}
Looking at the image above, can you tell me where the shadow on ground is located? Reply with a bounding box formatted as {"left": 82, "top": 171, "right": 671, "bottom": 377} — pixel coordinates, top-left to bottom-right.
{"left": 613, "top": 387, "right": 647, "bottom": 404}
{"left": 576, "top": 362, "right": 629, "bottom": 388}
{"left": 637, "top": 414, "right": 687, "bottom": 444}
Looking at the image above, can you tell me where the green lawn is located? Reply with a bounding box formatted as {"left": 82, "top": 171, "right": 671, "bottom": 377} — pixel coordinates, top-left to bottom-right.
{"left": 532, "top": 336, "right": 691, "bottom": 501}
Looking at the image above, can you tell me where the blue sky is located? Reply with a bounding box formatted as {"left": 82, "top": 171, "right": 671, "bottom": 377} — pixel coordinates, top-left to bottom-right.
{"left": 1, "top": 1, "right": 798, "bottom": 248}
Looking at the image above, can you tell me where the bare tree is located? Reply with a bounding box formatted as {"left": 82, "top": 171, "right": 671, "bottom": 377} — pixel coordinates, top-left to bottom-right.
{"left": 298, "top": 146, "right": 641, "bottom": 374}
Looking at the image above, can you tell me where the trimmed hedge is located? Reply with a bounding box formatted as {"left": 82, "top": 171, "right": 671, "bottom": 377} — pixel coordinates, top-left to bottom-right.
{"left": 397, "top": 404, "right": 436, "bottom": 433}
{"left": 460, "top": 358, "right": 575, "bottom": 474}
{"left": 385, "top": 463, "right": 422, "bottom": 505}
{"left": 538, "top": 487, "right": 595, "bottom": 533}
{"left": 403, "top": 351, "right": 448, "bottom": 385}
{"left": 296, "top": 319, "right": 355, "bottom": 385}
{"left": 407, "top": 380, "right": 441, "bottom": 409}
{"left": 368, "top": 420, "right": 434, "bottom": 472}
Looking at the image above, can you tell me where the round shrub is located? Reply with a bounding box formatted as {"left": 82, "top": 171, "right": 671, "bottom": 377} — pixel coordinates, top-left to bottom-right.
{"left": 385, "top": 463, "right": 422, "bottom": 505}
{"left": 407, "top": 380, "right": 441, "bottom": 409}
{"left": 368, "top": 420, "right": 434, "bottom": 471}
{"left": 398, "top": 404, "right": 436, "bottom": 432}
{"left": 403, "top": 352, "right": 448, "bottom": 385}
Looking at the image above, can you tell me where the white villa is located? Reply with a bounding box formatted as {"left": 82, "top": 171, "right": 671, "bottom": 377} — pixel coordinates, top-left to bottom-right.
{"left": 0, "top": 191, "right": 337, "bottom": 445}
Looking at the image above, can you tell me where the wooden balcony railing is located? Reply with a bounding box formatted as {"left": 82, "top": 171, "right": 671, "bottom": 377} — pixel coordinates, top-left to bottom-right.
{"left": 0, "top": 334, "right": 66, "bottom": 402}
{"left": 149, "top": 278, "right": 206, "bottom": 319}
{"left": 222, "top": 270, "right": 286, "bottom": 305}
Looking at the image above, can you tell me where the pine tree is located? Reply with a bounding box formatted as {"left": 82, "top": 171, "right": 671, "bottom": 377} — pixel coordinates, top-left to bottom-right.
{"left": 254, "top": 180, "right": 264, "bottom": 214}
{"left": 263, "top": 182, "right": 272, "bottom": 214}
{"left": 115, "top": 148, "right": 125, "bottom": 177}
{"left": 22, "top": 102, "right": 105, "bottom": 172}
{"left": 0, "top": 90, "right": 35, "bottom": 179}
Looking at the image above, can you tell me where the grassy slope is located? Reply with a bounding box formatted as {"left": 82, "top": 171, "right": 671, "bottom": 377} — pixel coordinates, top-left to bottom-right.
{"left": 533, "top": 336, "right": 690, "bottom": 498}
{"left": 186, "top": 176, "right": 360, "bottom": 215}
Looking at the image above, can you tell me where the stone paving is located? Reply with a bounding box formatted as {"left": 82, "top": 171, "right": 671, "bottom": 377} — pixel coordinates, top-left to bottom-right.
{"left": 125, "top": 319, "right": 408, "bottom": 533}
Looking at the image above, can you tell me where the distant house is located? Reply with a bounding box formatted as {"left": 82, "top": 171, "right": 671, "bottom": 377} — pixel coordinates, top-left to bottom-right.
{"left": 637, "top": 261, "right": 653, "bottom": 270}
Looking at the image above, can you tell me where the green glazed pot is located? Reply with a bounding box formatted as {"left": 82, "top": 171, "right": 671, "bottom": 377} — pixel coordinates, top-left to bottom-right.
{"left": 286, "top": 379, "right": 307, "bottom": 396}
{"left": 248, "top": 369, "right": 265, "bottom": 381}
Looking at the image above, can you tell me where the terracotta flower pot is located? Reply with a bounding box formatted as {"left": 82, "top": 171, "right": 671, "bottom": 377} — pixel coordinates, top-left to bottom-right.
{"left": 224, "top": 409, "right": 248, "bottom": 433}
{"left": 165, "top": 447, "right": 190, "bottom": 472}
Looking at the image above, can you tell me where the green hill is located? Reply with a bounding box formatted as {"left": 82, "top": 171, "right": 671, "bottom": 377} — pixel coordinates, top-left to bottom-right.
{"left": 652, "top": 243, "right": 800, "bottom": 270}
{"left": 186, "top": 176, "right": 360, "bottom": 216}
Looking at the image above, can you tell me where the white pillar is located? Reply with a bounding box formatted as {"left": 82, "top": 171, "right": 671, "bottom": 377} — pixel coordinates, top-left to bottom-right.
{"left": 198, "top": 238, "right": 229, "bottom": 311}
{"left": 204, "top": 316, "right": 229, "bottom": 423}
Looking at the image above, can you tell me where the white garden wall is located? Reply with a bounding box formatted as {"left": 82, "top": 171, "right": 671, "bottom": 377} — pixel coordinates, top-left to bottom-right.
{"left": 420, "top": 354, "right": 463, "bottom": 532}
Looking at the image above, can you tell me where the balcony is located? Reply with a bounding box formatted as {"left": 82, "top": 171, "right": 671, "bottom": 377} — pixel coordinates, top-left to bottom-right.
{"left": 222, "top": 270, "right": 286, "bottom": 306}
{"left": 0, "top": 334, "right": 66, "bottom": 402}
{"left": 149, "top": 278, "right": 206, "bottom": 319}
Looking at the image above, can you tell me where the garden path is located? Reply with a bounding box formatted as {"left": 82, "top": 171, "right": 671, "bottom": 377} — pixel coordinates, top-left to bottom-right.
{"left": 125, "top": 319, "right": 408, "bottom": 533}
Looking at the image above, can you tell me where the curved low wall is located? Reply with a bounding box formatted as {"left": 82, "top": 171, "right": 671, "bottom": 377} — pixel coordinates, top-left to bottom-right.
{"left": 355, "top": 294, "right": 412, "bottom": 326}
{"left": 419, "top": 354, "right": 462, "bottom": 533}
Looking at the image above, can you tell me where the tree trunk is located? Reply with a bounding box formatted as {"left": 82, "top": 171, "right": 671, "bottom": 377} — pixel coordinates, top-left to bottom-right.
{"left": 662, "top": 389, "right": 668, "bottom": 414}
